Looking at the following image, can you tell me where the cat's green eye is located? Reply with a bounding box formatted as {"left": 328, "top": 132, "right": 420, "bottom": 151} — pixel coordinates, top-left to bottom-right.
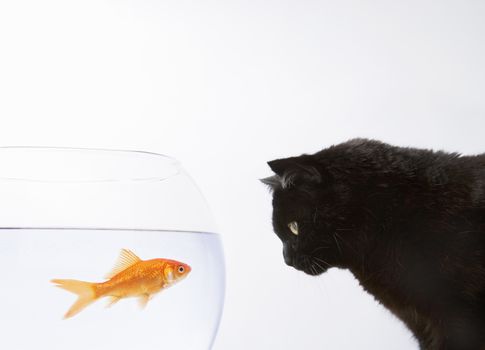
{"left": 288, "top": 221, "right": 299, "bottom": 236}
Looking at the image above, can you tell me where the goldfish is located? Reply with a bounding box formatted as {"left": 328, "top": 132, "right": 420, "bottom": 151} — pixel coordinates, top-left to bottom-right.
{"left": 51, "top": 249, "right": 191, "bottom": 319}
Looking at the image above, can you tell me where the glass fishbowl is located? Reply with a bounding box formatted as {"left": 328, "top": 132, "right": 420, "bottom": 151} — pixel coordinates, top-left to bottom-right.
{"left": 0, "top": 147, "right": 225, "bottom": 350}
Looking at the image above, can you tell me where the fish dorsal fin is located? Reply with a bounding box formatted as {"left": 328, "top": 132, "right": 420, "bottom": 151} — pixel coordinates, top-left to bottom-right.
{"left": 105, "top": 249, "right": 142, "bottom": 279}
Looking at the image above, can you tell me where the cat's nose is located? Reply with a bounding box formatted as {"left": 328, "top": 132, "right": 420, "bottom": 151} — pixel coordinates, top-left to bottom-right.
{"left": 283, "top": 244, "right": 293, "bottom": 266}
{"left": 284, "top": 253, "right": 293, "bottom": 266}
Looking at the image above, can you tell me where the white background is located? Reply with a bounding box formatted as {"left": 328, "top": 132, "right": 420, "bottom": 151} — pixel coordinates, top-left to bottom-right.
{"left": 1, "top": 1, "right": 485, "bottom": 349}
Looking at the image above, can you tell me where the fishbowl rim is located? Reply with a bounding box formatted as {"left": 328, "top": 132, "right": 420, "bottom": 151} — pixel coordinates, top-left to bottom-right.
{"left": 0, "top": 145, "right": 176, "bottom": 160}
{"left": 0, "top": 227, "right": 220, "bottom": 236}
{"left": 0, "top": 146, "right": 182, "bottom": 183}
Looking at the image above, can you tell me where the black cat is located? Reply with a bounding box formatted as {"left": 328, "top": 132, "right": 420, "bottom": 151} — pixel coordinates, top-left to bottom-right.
{"left": 262, "top": 139, "right": 485, "bottom": 350}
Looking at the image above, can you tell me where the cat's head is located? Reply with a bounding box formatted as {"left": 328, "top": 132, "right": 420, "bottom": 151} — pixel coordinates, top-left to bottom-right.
{"left": 261, "top": 152, "right": 359, "bottom": 276}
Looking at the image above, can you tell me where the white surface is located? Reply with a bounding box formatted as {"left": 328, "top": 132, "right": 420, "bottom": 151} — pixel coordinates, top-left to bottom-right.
{"left": 1, "top": 1, "right": 485, "bottom": 349}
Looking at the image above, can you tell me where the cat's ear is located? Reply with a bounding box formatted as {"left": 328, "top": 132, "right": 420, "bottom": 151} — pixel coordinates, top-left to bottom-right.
{"left": 265, "top": 157, "right": 322, "bottom": 189}
{"left": 267, "top": 158, "right": 294, "bottom": 177}
{"left": 260, "top": 175, "right": 281, "bottom": 191}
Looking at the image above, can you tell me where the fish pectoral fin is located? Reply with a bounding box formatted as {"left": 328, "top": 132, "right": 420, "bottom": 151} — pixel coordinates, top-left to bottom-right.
{"left": 106, "top": 296, "right": 121, "bottom": 308}
{"left": 138, "top": 294, "right": 151, "bottom": 309}
{"left": 105, "top": 249, "right": 142, "bottom": 279}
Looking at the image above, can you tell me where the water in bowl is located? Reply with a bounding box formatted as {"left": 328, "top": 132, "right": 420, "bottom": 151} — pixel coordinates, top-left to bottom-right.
{"left": 0, "top": 228, "right": 224, "bottom": 350}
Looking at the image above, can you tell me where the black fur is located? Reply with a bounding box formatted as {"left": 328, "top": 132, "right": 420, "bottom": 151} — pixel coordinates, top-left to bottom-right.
{"left": 263, "top": 139, "right": 485, "bottom": 350}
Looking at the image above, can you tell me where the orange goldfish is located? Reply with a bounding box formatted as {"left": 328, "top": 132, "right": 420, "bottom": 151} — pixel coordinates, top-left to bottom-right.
{"left": 51, "top": 249, "right": 191, "bottom": 319}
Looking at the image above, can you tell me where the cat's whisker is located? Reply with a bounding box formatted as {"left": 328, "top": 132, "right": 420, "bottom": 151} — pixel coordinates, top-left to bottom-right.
{"left": 309, "top": 246, "right": 329, "bottom": 255}
{"left": 306, "top": 257, "right": 332, "bottom": 292}
{"left": 308, "top": 256, "right": 324, "bottom": 272}
{"left": 332, "top": 232, "right": 343, "bottom": 256}
{"left": 311, "top": 260, "right": 323, "bottom": 272}
{"left": 333, "top": 231, "right": 358, "bottom": 254}
{"left": 312, "top": 256, "right": 332, "bottom": 267}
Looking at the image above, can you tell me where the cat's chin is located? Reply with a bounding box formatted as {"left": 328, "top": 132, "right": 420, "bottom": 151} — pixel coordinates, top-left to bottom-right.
{"left": 292, "top": 261, "right": 329, "bottom": 276}
{"left": 303, "top": 268, "right": 325, "bottom": 276}
{"left": 303, "top": 266, "right": 328, "bottom": 276}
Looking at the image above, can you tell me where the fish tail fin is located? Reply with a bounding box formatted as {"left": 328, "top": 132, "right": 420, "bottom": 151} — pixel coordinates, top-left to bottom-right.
{"left": 51, "top": 279, "right": 98, "bottom": 319}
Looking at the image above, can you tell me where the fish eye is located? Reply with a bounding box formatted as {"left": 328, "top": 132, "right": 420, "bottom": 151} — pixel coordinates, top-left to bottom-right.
{"left": 288, "top": 221, "right": 299, "bottom": 236}
{"left": 178, "top": 266, "right": 185, "bottom": 273}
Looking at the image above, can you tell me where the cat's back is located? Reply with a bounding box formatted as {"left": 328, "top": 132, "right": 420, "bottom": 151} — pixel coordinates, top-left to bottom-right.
{"left": 319, "top": 140, "right": 485, "bottom": 229}
{"left": 335, "top": 139, "right": 485, "bottom": 195}
{"left": 458, "top": 153, "right": 485, "bottom": 205}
